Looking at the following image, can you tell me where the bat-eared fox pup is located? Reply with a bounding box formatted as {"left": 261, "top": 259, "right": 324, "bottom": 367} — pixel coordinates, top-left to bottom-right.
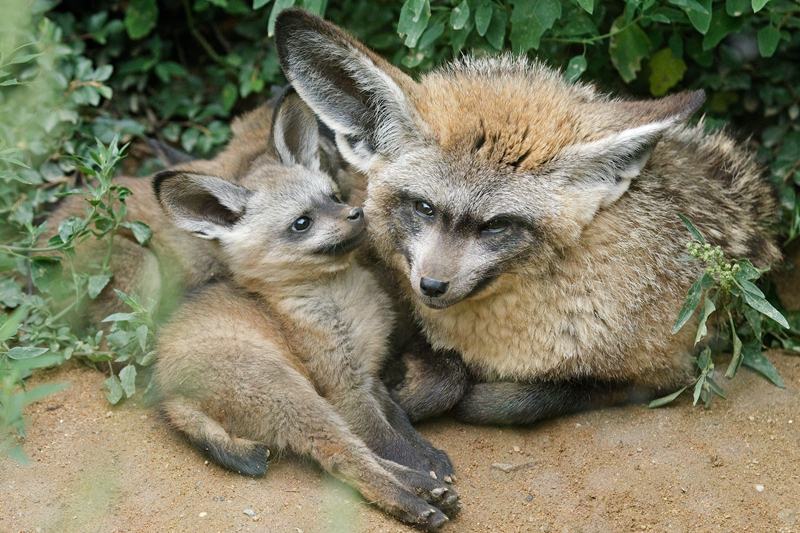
{"left": 274, "top": 10, "right": 781, "bottom": 425}
{"left": 152, "top": 90, "right": 458, "bottom": 530}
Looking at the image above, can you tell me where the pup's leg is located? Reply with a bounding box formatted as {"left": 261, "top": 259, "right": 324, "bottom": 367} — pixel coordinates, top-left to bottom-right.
{"left": 384, "top": 338, "right": 470, "bottom": 422}
{"left": 260, "top": 372, "right": 453, "bottom": 530}
{"left": 162, "top": 397, "right": 269, "bottom": 477}
{"left": 451, "top": 380, "right": 652, "bottom": 425}
{"left": 372, "top": 381, "right": 456, "bottom": 482}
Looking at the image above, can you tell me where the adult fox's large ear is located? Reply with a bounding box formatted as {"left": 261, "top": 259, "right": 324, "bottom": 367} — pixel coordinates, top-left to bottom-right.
{"left": 559, "top": 90, "right": 705, "bottom": 220}
{"left": 275, "top": 9, "right": 424, "bottom": 173}
{"left": 153, "top": 170, "right": 252, "bottom": 240}
{"left": 270, "top": 87, "right": 320, "bottom": 171}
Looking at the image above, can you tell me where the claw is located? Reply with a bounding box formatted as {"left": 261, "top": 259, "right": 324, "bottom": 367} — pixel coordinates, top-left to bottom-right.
{"left": 429, "top": 470, "right": 438, "bottom": 480}
{"left": 443, "top": 475, "right": 452, "bottom": 484}
{"left": 431, "top": 487, "right": 448, "bottom": 498}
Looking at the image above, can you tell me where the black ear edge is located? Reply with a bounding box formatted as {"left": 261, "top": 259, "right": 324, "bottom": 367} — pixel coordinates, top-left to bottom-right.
{"left": 274, "top": 9, "right": 343, "bottom": 71}
{"left": 152, "top": 169, "right": 183, "bottom": 207}
{"left": 269, "top": 85, "right": 298, "bottom": 128}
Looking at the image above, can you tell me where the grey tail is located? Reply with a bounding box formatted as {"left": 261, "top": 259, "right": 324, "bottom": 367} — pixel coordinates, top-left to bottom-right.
{"left": 451, "top": 380, "right": 655, "bottom": 426}
{"left": 189, "top": 435, "right": 270, "bottom": 477}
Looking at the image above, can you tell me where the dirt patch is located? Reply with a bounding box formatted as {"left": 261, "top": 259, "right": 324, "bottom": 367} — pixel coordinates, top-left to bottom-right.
{"left": 2, "top": 353, "right": 799, "bottom": 532}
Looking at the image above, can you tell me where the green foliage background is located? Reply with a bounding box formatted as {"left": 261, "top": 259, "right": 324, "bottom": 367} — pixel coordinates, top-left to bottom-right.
{"left": 1, "top": 0, "right": 799, "bottom": 458}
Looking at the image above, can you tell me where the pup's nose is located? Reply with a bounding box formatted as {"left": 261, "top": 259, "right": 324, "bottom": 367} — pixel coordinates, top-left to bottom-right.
{"left": 420, "top": 277, "right": 449, "bottom": 297}
{"left": 347, "top": 207, "right": 363, "bottom": 221}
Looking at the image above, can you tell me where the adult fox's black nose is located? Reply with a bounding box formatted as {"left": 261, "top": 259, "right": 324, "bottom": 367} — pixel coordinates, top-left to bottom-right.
{"left": 420, "top": 277, "right": 449, "bottom": 297}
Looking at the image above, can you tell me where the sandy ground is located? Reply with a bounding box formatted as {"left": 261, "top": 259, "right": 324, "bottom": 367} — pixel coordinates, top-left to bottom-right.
{"left": 1, "top": 351, "right": 798, "bottom": 533}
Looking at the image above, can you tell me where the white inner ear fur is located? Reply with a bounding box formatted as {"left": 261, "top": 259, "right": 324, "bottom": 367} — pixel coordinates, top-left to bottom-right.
{"left": 172, "top": 218, "right": 226, "bottom": 240}
{"left": 193, "top": 175, "right": 251, "bottom": 214}
{"left": 166, "top": 174, "right": 251, "bottom": 240}
{"left": 282, "top": 32, "right": 418, "bottom": 172}
{"left": 272, "top": 100, "right": 321, "bottom": 171}
{"left": 566, "top": 119, "right": 675, "bottom": 208}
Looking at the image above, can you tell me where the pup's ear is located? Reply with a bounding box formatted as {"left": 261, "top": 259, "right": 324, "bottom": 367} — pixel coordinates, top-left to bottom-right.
{"left": 271, "top": 88, "right": 320, "bottom": 171}
{"left": 153, "top": 170, "right": 252, "bottom": 240}
{"left": 275, "top": 9, "right": 424, "bottom": 173}
{"left": 563, "top": 90, "right": 705, "bottom": 211}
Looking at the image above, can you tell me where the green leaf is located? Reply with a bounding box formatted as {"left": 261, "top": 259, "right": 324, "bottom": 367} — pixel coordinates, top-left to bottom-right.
{"left": 58, "top": 216, "right": 84, "bottom": 244}
{"left": 648, "top": 48, "right": 687, "bottom": 97}
{"left": 124, "top": 0, "right": 158, "bottom": 40}
{"left": 678, "top": 213, "right": 706, "bottom": 243}
{"left": 608, "top": 17, "right": 650, "bottom": 83}
{"left": 684, "top": 0, "right": 712, "bottom": 33}
{"left": 398, "top": 0, "right": 431, "bottom": 47}
{"left": 450, "top": 0, "right": 470, "bottom": 30}
{"left": 105, "top": 375, "right": 124, "bottom": 405}
{"left": 7, "top": 346, "right": 48, "bottom": 360}
{"left": 648, "top": 386, "right": 688, "bottom": 408}
{"left": 725, "top": 321, "right": 743, "bottom": 378}
{"left": 0, "top": 306, "right": 28, "bottom": 343}
{"left": 694, "top": 296, "right": 716, "bottom": 344}
{"left": 102, "top": 312, "right": 137, "bottom": 323}
{"left": 734, "top": 259, "right": 760, "bottom": 281}
{"left": 418, "top": 21, "right": 444, "bottom": 49}
{"left": 743, "top": 305, "right": 763, "bottom": 339}
{"left": 119, "top": 364, "right": 137, "bottom": 398}
{"left": 706, "top": 376, "right": 726, "bottom": 399}
{"left": 268, "top": 0, "right": 296, "bottom": 37}
{"left": 510, "top": 0, "right": 562, "bottom": 53}
{"left": 125, "top": 220, "right": 152, "bottom": 245}
{"left": 88, "top": 273, "right": 111, "bottom": 299}
{"left": 743, "top": 348, "right": 784, "bottom": 388}
{"left": 484, "top": 8, "right": 508, "bottom": 50}
{"left": 757, "top": 25, "right": 781, "bottom": 58}
{"left": 702, "top": 8, "right": 742, "bottom": 50}
{"left": 575, "top": 0, "right": 594, "bottom": 14}
{"left": 672, "top": 273, "right": 710, "bottom": 334}
{"left": 725, "top": 0, "right": 749, "bottom": 16}
{"left": 22, "top": 382, "right": 69, "bottom": 406}
{"left": 474, "top": 0, "right": 493, "bottom": 36}
{"left": 751, "top": 0, "right": 770, "bottom": 12}
{"left": 254, "top": 0, "right": 271, "bottom": 8}
{"left": 136, "top": 325, "right": 149, "bottom": 352}
{"left": 692, "top": 374, "right": 705, "bottom": 406}
{"left": 565, "top": 55, "right": 587, "bottom": 83}
{"left": 737, "top": 283, "right": 790, "bottom": 329}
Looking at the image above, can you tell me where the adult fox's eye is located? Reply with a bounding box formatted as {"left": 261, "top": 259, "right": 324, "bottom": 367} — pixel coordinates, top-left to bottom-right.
{"left": 291, "top": 216, "right": 313, "bottom": 232}
{"left": 331, "top": 193, "right": 343, "bottom": 204}
{"left": 413, "top": 200, "right": 435, "bottom": 218}
{"left": 481, "top": 217, "right": 511, "bottom": 235}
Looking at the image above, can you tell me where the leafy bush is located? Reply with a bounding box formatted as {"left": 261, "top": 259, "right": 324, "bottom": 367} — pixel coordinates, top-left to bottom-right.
{"left": 1, "top": 0, "right": 798, "bottom": 459}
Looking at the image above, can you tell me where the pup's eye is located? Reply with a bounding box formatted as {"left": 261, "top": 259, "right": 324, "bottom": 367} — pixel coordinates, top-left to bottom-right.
{"left": 331, "top": 193, "right": 343, "bottom": 204}
{"left": 414, "top": 200, "right": 435, "bottom": 218}
{"left": 481, "top": 217, "right": 511, "bottom": 235}
{"left": 291, "top": 216, "right": 313, "bottom": 232}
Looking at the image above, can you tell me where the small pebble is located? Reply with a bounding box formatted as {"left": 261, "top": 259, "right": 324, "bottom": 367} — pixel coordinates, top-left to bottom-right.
{"left": 198, "top": 512, "right": 207, "bottom": 518}
{"left": 748, "top": 416, "right": 755, "bottom": 421}
{"left": 513, "top": 446, "right": 521, "bottom": 453}
{"left": 636, "top": 447, "right": 643, "bottom": 452}
{"left": 755, "top": 484, "right": 765, "bottom": 492}
{"left": 492, "top": 463, "right": 515, "bottom": 473}
{"left": 105, "top": 411, "right": 112, "bottom": 418}
{"left": 243, "top": 509, "right": 256, "bottom": 517}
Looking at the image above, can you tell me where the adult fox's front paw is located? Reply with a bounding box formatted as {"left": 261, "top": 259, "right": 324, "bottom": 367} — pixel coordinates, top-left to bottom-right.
{"left": 390, "top": 350, "right": 470, "bottom": 422}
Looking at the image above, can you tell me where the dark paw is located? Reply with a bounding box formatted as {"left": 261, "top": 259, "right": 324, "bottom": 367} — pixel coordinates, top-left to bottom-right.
{"left": 205, "top": 441, "right": 270, "bottom": 478}
{"left": 416, "top": 506, "right": 449, "bottom": 531}
{"left": 384, "top": 461, "right": 460, "bottom": 514}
